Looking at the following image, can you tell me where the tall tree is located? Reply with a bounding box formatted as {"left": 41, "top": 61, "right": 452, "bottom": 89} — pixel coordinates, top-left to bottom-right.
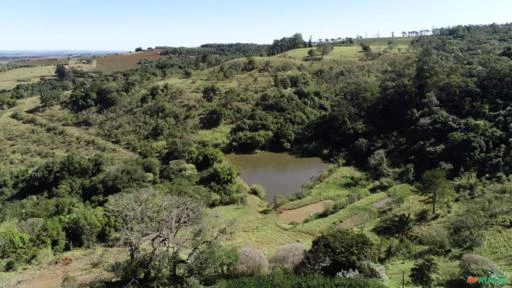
{"left": 419, "top": 168, "right": 452, "bottom": 214}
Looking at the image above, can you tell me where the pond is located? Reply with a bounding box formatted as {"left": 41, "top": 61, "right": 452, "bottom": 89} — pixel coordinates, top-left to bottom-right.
{"left": 225, "top": 151, "right": 328, "bottom": 202}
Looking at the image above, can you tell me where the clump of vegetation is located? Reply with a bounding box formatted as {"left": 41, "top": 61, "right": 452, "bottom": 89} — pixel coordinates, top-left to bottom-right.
{"left": 249, "top": 184, "right": 266, "bottom": 199}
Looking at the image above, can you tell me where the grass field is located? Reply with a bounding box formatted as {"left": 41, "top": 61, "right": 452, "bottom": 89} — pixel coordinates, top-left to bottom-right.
{"left": 0, "top": 65, "right": 56, "bottom": 90}
{"left": 280, "top": 43, "right": 412, "bottom": 61}
{"left": 16, "top": 58, "right": 69, "bottom": 66}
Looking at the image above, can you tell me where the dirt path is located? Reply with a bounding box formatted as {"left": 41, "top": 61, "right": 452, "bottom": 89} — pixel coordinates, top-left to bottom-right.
{"left": 278, "top": 200, "right": 333, "bottom": 224}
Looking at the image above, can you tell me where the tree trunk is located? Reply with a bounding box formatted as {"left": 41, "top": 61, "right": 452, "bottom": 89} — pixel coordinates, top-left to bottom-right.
{"left": 432, "top": 190, "right": 437, "bottom": 214}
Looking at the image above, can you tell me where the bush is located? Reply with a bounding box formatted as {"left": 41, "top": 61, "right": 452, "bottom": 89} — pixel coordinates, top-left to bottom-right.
{"left": 0, "top": 227, "right": 30, "bottom": 260}
{"left": 459, "top": 254, "right": 503, "bottom": 279}
{"left": 235, "top": 247, "right": 269, "bottom": 276}
{"left": 202, "top": 84, "right": 221, "bottom": 102}
{"left": 200, "top": 163, "right": 238, "bottom": 187}
{"left": 249, "top": 184, "right": 266, "bottom": 199}
{"left": 200, "top": 108, "right": 224, "bottom": 129}
{"left": 419, "top": 226, "right": 450, "bottom": 255}
{"left": 3, "top": 259, "right": 17, "bottom": 272}
{"left": 192, "top": 147, "right": 223, "bottom": 171}
{"left": 231, "top": 130, "right": 272, "bottom": 153}
{"left": 189, "top": 246, "right": 239, "bottom": 285}
{"left": 160, "top": 160, "right": 198, "bottom": 181}
{"left": 62, "top": 206, "right": 104, "bottom": 248}
{"left": 34, "top": 218, "right": 66, "bottom": 253}
{"left": 270, "top": 243, "right": 306, "bottom": 271}
{"left": 410, "top": 257, "right": 438, "bottom": 288}
{"left": 373, "top": 213, "right": 414, "bottom": 237}
{"left": 296, "top": 230, "right": 375, "bottom": 277}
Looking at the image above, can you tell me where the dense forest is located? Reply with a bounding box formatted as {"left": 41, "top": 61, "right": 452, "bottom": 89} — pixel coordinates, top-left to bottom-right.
{"left": 1, "top": 25, "right": 512, "bottom": 287}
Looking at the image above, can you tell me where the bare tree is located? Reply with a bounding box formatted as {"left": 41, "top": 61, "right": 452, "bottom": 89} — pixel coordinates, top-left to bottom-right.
{"left": 105, "top": 189, "right": 229, "bottom": 285}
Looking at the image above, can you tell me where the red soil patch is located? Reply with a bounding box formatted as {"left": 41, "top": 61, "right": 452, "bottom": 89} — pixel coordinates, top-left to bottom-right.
{"left": 95, "top": 50, "right": 165, "bottom": 73}
{"left": 278, "top": 201, "right": 333, "bottom": 224}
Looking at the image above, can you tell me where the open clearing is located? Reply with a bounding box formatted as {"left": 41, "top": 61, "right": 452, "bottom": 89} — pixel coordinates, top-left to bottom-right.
{"left": 280, "top": 43, "right": 412, "bottom": 61}
{"left": 278, "top": 200, "right": 333, "bottom": 224}
{"left": 0, "top": 247, "right": 124, "bottom": 288}
{"left": 0, "top": 66, "right": 56, "bottom": 90}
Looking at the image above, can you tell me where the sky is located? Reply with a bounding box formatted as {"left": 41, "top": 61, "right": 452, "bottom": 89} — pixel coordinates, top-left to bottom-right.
{"left": 1, "top": 0, "right": 511, "bottom": 50}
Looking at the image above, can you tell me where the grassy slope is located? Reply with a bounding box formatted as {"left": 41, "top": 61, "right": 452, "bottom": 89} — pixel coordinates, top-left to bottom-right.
{"left": 4, "top": 41, "right": 512, "bottom": 287}
{"left": 280, "top": 41, "right": 412, "bottom": 61}
{"left": 0, "top": 66, "right": 56, "bottom": 90}
{"left": 0, "top": 97, "right": 136, "bottom": 171}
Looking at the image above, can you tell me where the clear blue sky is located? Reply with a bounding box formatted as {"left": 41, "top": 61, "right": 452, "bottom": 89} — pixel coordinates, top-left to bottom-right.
{"left": 1, "top": 0, "right": 511, "bottom": 50}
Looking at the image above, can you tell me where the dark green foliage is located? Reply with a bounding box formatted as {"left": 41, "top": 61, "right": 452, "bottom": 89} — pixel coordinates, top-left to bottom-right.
{"left": 61, "top": 206, "right": 104, "bottom": 248}
{"left": 85, "top": 163, "right": 149, "bottom": 202}
{"left": 419, "top": 168, "right": 452, "bottom": 214}
{"left": 39, "top": 86, "right": 62, "bottom": 107}
{"left": 317, "top": 42, "right": 334, "bottom": 56}
{"left": 231, "top": 130, "right": 272, "bottom": 153}
{"left": 373, "top": 213, "right": 414, "bottom": 237}
{"left": 55, "top": 64, "right": 73, "bottom": 81}
{"left": 200, "top": 108, "right": 224, "bottom": 129}
{"left": 189, "top": 246, "right": 239, "bottom": 285}
{"left": 202, "top": 84, "right": 221, "bottom": 102}
{"left": 296, "top": 230, "right": 375, "bottom": 277}
{"left": 34, "top": 218, "right": 66, "bottom": 253}
{"left": 0, "top": 228, "right": 30, "bottom": 259}
{"left": 217, "top": 272, "right": 386, "bottom": 288}
{"left": 15, "top": 154, "right": 106, "bottom": 200}
{"left": 201, "top": 163, "right": 238, "bottom": 187}
{"left": 410, "top": 256, "right": 438, "bottom": 288}
{"left": 192, "top": 147, "right": 223, "bottom": 171}
{"left": 268, "top": 33, "right": 306, "bottom": 55}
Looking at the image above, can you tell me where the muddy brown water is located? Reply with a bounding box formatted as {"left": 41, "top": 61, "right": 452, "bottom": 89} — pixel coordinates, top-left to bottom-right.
{"left": 225, "top": 152, "right": 328, "bottom": 202}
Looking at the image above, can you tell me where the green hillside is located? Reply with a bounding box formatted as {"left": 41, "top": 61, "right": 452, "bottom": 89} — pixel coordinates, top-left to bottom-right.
{"left": 1, "top": 26, "right": 512, "bottom": 288}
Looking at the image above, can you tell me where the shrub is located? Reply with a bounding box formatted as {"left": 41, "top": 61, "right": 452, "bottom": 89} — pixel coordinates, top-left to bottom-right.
{"left": 0, "top": 227, "right": 30, "bottom": 260}
{"left": 459, "top": 254, "right": 503, "bottom": 279}
{"left": 62, "top": 206, "right": 104, "bottom": 248}
{"left": 200, "top": 163, "right": 238, "bottom": 187}
{"left": 192, "top": 147, "right": 223, "bottom": 171}
{"left": 160, "top": 160, "right": 198, "bottom": 181}
{"left": 200, "top": 108, "right": 224, "bottom": 129}
{"left": 189, "top": 246, "right": 239, "bottom": 285}
{"left": 235, "top": 247, "right": 269, "bottom": 276}
{"left": 249, "top": 184, "right": 266, "bottom": 199}
{"left": 231, "top": 130, "right": 272, "bottom": 153}
{"left": 202, "top": 84, "right": 221, "bottom": 102}
{"left": 373, "top": 213, "right": 414, "bottom": 237}
{"left": 270, "top": 243, "right": 306, "bottom": 271}
{"left": 34, "top": 218, "right": 66, "bottom": 253}
{"left": 419, "top": 226, "right": 450, "bottom": 255}
{"left": 410, "top": 257, "right": 438, "bottom": 288}
{"left": 296, "top": 230, "right": 374, "bottom": 277}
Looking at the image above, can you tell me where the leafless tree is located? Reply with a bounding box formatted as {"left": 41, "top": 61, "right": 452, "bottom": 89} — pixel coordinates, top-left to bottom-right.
{"left": 105, "top": 189, "right": 229, "bottom": 284}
